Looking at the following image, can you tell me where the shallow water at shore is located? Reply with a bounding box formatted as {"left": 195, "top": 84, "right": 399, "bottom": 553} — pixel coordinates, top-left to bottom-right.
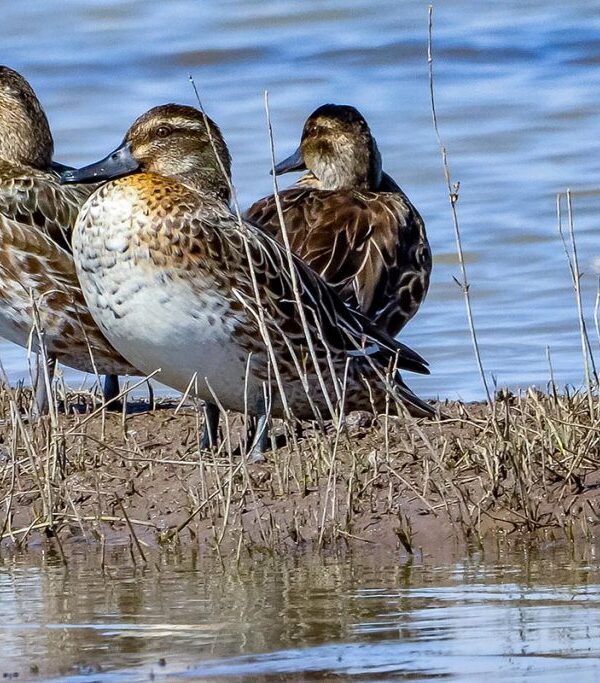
{"left": 2, "top": 543, "right": 600, "bottom": 681}
{"left": 2, "top": 0, "right": 600, "bottom": 402}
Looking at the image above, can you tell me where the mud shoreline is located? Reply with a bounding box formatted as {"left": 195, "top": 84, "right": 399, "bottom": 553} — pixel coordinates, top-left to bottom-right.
{"left": 1, "top": 392, "right": 599, "bottom": 560}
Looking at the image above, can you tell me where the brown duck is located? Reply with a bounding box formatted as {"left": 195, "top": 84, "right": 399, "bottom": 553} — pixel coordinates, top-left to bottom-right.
{"left": 246, "top": 103, "right": 432, "bottom": 338}
{"left": 0, "top": 65, "right": 136, "bottom": 411}
{"left": 60, "top": 104, "right": 435, "bottom": 460}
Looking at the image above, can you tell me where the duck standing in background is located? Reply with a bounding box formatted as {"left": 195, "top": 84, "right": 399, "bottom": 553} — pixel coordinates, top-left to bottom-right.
{"left": 0, "top": 65, "right": 136, "bottom": 412}
{"left": 61, "top": 104, "right": 435, "bottom": 461}
{"left": 246, "top": 104, "right": 432, "bottom": 339}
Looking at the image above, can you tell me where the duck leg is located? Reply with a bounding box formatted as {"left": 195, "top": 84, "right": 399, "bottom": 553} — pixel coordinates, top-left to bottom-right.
{"left": 103, "top": 374, "right": 121, "bottom": 411}
{"left": 33, "top": 353, "right": 56, "bottom": 416}
{"left": 248, "top": 397, "right": 270, "bottom": 463}
{"left": 200, "top": 401, "right": 220, "bottom": 450}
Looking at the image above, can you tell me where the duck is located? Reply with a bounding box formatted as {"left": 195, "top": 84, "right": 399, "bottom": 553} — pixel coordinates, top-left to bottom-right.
{"left": 245, "top": 103, "right": 432, "bottom": 339}
{"left": 60, "top": 104, "right": 435, "bottom": 461}
{"left": 0, "top": 65, "right": 137, "bottom": 411}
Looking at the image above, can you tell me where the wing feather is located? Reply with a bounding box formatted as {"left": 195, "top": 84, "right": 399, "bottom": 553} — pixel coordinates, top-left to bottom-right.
{"left": 132, "top": 180, "right": 429, "bottom": 376}
{"left": 0, "top": 161, "right": 134, "bottom": 373}
{"left": 0, "top": 160, "right": 95, "bottom": 251}
{"left": 245, "top": 186, "right": 431, "bottom": 337}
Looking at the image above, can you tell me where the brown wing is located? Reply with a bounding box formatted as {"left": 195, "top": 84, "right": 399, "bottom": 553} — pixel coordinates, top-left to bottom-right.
{"left": 245, "top": 187, "right": 432, "bottom": 337}
{"left": 0, "top": 211, "right": 136, "bottom": 374}
{"left": 0, "top": 160, "right": 95, "bottom": 252}
{"left": 122, "top": 177, "right": 429, "bottom": 375}
{"left": 0, "top": 161, "right": 134, "bottom": 373}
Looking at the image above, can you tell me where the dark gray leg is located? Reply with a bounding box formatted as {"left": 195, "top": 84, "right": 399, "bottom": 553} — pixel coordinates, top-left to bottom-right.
{"left": 33, "top": 354, "right": 56, "bottom": 416}
{"left": 147, "top": 380, "right": 155, "bottom": 410}
{"left": 200, "top": 401, "right": 220, "bottom": 450}
{"left": 103, "top": 374, "right": 121, "bottom": 411}
{"left": 248, "top": 397, "right": 270, "bottom": 463}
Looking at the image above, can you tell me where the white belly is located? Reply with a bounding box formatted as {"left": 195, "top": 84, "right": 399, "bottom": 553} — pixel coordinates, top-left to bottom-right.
{"left": 78, "top": 262, "right": 261, "bottom": 412}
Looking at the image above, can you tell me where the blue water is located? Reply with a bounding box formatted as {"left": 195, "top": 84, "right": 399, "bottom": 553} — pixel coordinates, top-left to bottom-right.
{"left": 2, "top": 0, "right": 600, "bottom": 402}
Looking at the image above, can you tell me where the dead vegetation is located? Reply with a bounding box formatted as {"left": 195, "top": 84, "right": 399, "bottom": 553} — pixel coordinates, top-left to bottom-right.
{"left": 1, "top": 8, "right": 599, "bottom": 563}
{"left": 1, "top": 380, "right": 599, "bottom": 562}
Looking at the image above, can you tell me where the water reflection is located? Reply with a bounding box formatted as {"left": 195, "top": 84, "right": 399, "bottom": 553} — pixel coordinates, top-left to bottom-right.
{"left": 2, "top": 544, "right": 600, "bottom": 680}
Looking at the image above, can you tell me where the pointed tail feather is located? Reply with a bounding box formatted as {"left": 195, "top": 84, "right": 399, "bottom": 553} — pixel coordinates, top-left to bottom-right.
{"left": 394, "top": 375, "right": 437, "bottom": 418}
{"left": 393, "top": 341, "right": 430, "bottom": 375}
{"left": 349, "top": 332, "right": 430, "bottom": 376}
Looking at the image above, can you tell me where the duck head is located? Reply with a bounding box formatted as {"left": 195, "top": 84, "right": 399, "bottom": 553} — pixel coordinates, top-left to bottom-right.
{"left": 0, "top": 66, "right": 53, "bottom": 169}
{"left": 61, "top": 104, "right": 232, "bottom": 200}
{"left": 274, "top": 103, "right": 383, "bottom": 191}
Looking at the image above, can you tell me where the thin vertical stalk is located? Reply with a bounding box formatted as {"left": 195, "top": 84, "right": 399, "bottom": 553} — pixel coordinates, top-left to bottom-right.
{"left": 594, "top": 277, "right": 600, "bottom": 351}
{"left": 557, "top": 190, "right": 597, "bottom": 416}
{"left": 427, "top": 6, "right": 491, "bottom": 404}
{"left": 263, "top": 91, "right": 341, "bottom": 421}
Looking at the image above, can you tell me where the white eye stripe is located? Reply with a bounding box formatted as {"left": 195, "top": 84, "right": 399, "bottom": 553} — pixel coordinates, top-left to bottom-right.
{"left": 152, "top": 119, "right": 209, "bottom": 135}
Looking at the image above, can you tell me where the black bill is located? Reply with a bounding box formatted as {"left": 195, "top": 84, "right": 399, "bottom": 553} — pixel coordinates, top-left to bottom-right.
{"left": 272, "top": 146, "right": 306, "bottom": 175}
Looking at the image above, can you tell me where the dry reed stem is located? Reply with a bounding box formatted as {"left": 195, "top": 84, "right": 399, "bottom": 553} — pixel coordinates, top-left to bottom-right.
{"left": 263, "top": 90, "right": 341, "bottom": 421}
{"left": 117, "top": 497, "right": 147, "bottom": 564}
{"left": 427, "top": 5, "right": 491, "bottom": 404}
{"left": 556, "top": 191, "right": 598, "bottom": 418}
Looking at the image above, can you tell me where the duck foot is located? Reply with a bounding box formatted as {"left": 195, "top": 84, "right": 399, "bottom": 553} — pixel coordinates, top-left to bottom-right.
{"left": 199, "top": 399, "right": 271, "bottom": 462}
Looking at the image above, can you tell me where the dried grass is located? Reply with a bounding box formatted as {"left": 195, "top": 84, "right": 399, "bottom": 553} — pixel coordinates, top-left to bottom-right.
{"left": 0, "top": 10, "right": 599, "bottom": 561}
{"left": 0, "top": 378, "right": 598, "bottom": 559}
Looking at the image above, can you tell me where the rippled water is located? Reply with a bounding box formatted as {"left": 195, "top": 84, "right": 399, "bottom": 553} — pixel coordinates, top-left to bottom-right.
{"left": 2, "top": 544, "right": 600, "bottom": 681}
{"left": 2, "top": 0, "right": 600, "bottom": 401}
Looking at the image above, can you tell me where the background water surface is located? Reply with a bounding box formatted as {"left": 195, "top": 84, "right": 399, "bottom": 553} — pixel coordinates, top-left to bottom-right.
{"left": 3, "top": 0, "right": 600, "bottom": 402}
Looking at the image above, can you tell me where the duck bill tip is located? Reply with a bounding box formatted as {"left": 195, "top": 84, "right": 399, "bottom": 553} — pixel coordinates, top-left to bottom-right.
{"left": 273, "top": 147, "right": 306, "bottom": 176}
{"left": 59, "top": 142, "right": 139, "bottom": 185}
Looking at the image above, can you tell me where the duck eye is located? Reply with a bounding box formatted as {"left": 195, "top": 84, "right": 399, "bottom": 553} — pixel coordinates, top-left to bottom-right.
{"left": 156, "top": 125, "right": 172, "bottom": 138}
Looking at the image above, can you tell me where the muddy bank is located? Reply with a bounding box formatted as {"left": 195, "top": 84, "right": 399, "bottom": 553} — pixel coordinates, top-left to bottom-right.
{"left": 1, "top": 390, "right": 599, "bottom": 559}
